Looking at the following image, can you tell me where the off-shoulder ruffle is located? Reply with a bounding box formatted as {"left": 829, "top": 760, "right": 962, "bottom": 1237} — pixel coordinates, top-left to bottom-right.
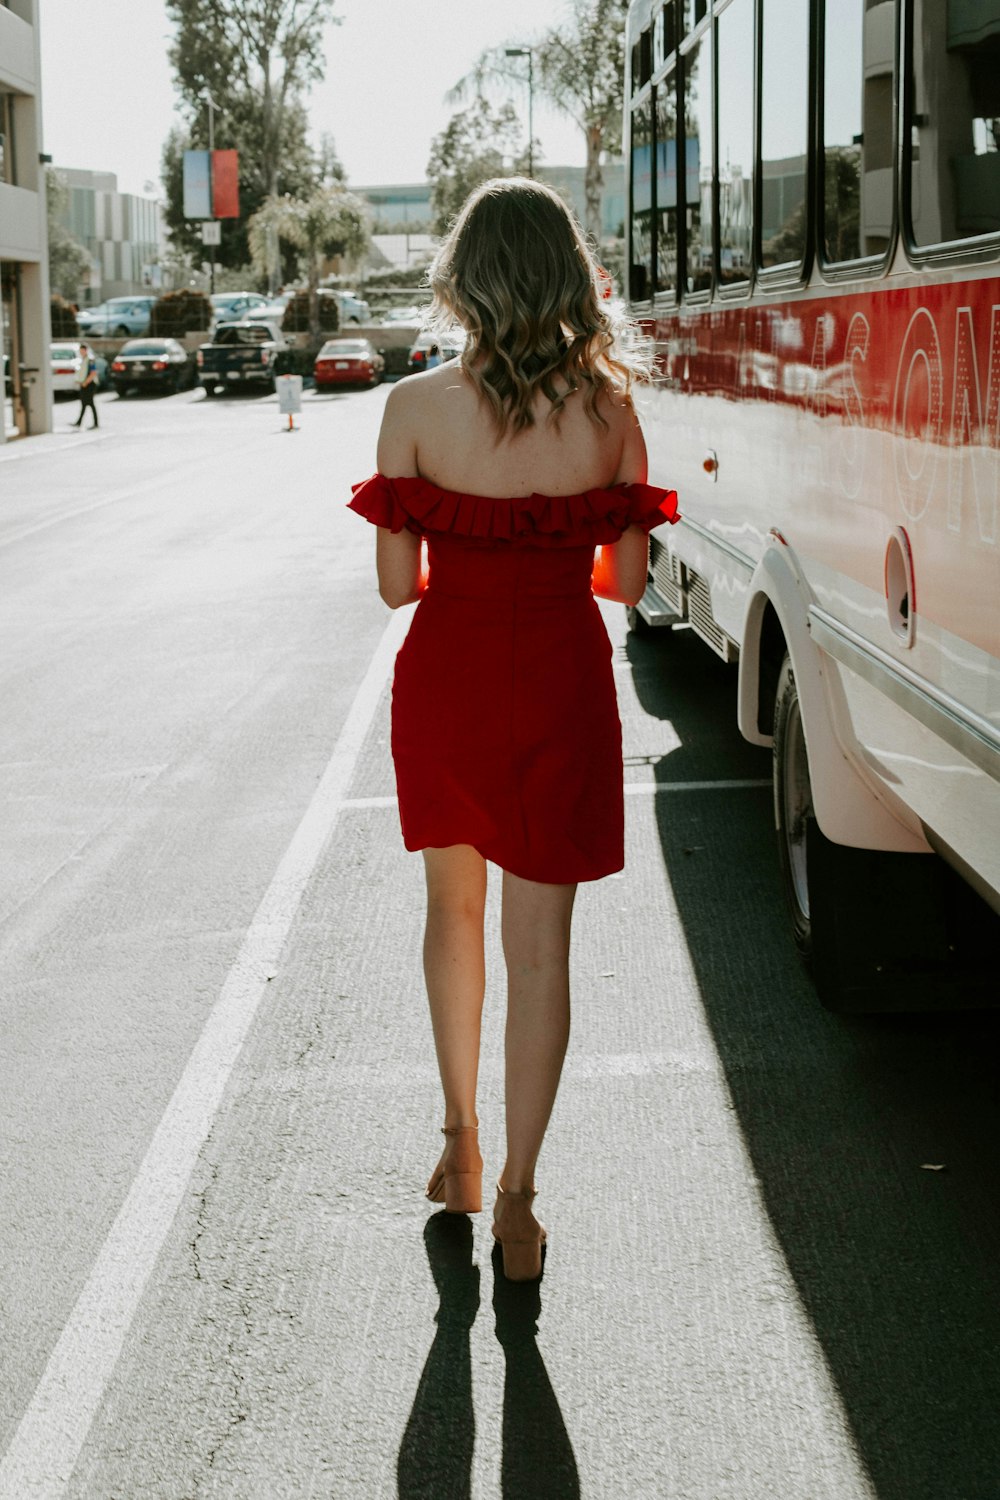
{"left": 347, "top": 473, "right": 679, "bottom": 546}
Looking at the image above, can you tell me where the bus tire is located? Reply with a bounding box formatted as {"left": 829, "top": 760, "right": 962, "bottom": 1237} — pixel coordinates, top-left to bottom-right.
{"left": 773, "top": 655, "right": 815, "bottom": 961}
{"left": 773, "top": 654, "right": 997, "bottom": 1012}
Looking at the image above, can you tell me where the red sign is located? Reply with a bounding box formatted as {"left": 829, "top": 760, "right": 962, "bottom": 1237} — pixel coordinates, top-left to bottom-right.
{"left": 211, "top": 150, "right": 239, "bottom": 219}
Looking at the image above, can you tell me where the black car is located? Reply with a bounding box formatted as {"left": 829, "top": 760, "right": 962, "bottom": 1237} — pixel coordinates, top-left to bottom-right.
{"left": 111, "top": 338, "right": 192, "bottom": 397}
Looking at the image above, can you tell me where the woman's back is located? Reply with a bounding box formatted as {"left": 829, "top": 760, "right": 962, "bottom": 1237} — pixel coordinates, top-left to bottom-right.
{"left": 382, "top": 359, "right": 639, "bottom": 499}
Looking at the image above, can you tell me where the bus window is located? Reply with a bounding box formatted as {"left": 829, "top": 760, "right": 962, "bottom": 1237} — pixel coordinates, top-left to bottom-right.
{"left": 760, "top": 0, "right": 809, "bottom": 269}
{"left": 909, "top": 0, "right": 1000, "bottom": 244}
{"left": 684, "top": 31, "right": 712, "bottom": 294}
{"left": 656, "top": 69, "right": 680, "bottom": 296}
{"left": 654, "top": 2, "right": 679, "bottom": 69}
{"left": 681, "top": 0, "right": 708, "bottom": 34}
{"left": 630, "top": 94, "right": 654, "bottom": 301}
{"left": 716, "top": 0, "right": 753, "bottom": 286}
{"left": 823, "top": 0, "right": 894, "bottom": 262}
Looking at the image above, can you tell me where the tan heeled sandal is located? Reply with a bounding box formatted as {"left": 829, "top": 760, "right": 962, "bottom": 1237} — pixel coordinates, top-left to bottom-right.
{"left": 492, "top": 1182, "right": 547, "bottom": 1281}
{"left": 426, "top": 1124, "right": 483, "bottom": 1214}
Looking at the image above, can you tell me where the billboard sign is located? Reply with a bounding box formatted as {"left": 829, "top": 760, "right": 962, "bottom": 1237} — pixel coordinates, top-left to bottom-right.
{"left": 183, "top": 151, "right": 212, "bottom": 220}
{"left": 211, "top": 150, "right": 240, "bottom": 218}
{"left": 183, "top": 149, "right": 239, "bottom": 220}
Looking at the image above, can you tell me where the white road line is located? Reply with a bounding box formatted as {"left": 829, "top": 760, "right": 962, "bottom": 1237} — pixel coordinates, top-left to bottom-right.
{"left": 337, "top": 780, "right": 771, "bottom": 814}
{"left": 623, "top": 778, "right": 771, "bottom": 794}
{"left": 0, "top": 604, "right": 412, "bottom": 1500}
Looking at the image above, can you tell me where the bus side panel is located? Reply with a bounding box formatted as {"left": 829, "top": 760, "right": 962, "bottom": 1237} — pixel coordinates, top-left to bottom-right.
{"left": 643, "top": 278, "right": 1000, "bottom": 899}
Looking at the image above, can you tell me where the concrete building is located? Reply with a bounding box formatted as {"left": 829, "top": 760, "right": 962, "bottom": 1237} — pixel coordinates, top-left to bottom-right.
{"left": 54, "top": 167, "right": 166, "bottom": 304}
{"left": 356, "top": 159, "right": 626, "bottom": 241}
{"left": 1, "top": 0, "right": 52, "bottom": 441}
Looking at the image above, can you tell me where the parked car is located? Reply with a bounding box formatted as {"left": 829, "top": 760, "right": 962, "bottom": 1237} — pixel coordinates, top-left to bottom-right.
{"left": 111, "top": 338, "right": 192, "bottom": 396}
{"left": 238, "top": 298, "right": 289, "bottom": 326}
{"left": 209, "top": 292, "right": 272, "bottom": 326}
{"left": 407, "top": 329, "right": 465, "bottom": 374}
{"left": 381, "top": 305, "right": 424, "bottom": 325}
{"left": 196, "top": 321, "right": 288, "bottom": 394}
{"left": 314, "top": 338, "right": 384, "bottom": 388}
{"left": 77, "top": 296, "right": 157, "bottom": 338}
{"left": 334, "top": 290, "right": 371, "bottom": 324}
{"left": 50, "top": 342, "right": 109, "bottom": 395}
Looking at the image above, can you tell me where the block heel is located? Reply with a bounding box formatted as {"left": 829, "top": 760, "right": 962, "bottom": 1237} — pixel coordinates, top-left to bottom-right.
{"left": 426, "top": 1124, "right": 483, "bottom": 1215}
{"left": 445, "top": 1171, "right": 483, "bottom": 1214}
{"left": 492, "top": 1182, "right": 546, "bottom": 1282}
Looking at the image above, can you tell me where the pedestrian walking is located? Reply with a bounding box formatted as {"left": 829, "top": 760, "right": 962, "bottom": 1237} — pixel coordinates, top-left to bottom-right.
{"left": 74, "top": 342, "right": 99, "bottom": 429}
{"left": 348, "top": 177, "right": 678, "bottom": 1281}
{"left": 425, "top": 342, "right": 441, "bottom": 369}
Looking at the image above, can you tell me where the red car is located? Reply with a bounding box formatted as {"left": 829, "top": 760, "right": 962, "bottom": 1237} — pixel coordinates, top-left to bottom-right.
{"left": 314, "top": 338, "right": 384, "bottom": 388}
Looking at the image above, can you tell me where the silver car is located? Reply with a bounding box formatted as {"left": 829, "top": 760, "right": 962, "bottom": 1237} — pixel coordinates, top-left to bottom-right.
{"left": 77, "top": 296, "right": 157, "bottom": 338}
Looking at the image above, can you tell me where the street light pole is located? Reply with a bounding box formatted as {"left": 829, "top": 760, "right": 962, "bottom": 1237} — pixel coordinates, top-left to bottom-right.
{"left": 203, "top": 90, "right": 218, "bottom": 293}
{"left": 505, "top": 47, "right": 533, "bottom": 177}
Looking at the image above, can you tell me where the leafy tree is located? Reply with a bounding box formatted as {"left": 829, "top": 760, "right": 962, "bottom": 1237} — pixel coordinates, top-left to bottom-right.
{"left": 450, "top": 0, "right": 628, "bottom": 241}
{"left": 426, "top": 101, "right": 531, "bottom": 235}
{"left": 247, "top": 186, "right": 369, "bottom": 342}
{"left": 45, "top": 168, "right": 91, "bottom": 301}
{"left": 162, "top": 0, "right": 341, "bottom": 276}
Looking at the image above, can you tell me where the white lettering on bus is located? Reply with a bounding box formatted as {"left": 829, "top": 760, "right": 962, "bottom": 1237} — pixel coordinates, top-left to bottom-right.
{"left": 839, "top": 312, "right": 869, "bottom": 501}
{"left": 948, "top": 305, "right": 998, "bottom": 544}
{"left": 893, "top": 307, "right": 944, "bottom": 522}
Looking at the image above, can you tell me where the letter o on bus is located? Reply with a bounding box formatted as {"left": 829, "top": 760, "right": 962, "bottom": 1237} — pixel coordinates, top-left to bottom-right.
{"left": 892, "top": 308, "right": 944, "bottom": 522}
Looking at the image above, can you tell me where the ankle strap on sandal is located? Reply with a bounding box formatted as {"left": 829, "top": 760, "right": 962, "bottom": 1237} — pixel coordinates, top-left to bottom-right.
{"left": 441, "top": 1123, "right": 479, "bottom": 1136}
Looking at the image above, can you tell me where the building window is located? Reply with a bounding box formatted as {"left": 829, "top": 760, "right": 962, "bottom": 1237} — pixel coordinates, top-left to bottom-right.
{"left": 0, "top": 93, "right": 15, "bottom": 186}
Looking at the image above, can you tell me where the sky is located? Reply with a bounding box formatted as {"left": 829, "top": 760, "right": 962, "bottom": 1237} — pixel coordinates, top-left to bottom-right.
{"left": 39, "top": 0, "right": 586, "bottom": 198}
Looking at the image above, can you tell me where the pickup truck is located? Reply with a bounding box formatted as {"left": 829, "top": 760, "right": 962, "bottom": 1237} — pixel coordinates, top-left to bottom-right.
{"left": 196, "top": 321, "right": 288, "bottom": 395}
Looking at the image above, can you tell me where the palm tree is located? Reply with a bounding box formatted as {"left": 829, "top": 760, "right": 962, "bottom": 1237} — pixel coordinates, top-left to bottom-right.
{"left": 247, "top": 186, "right": 370, "bottom": 342}
{"left": 449, "top": 0, "right": 628, "bottom": 242}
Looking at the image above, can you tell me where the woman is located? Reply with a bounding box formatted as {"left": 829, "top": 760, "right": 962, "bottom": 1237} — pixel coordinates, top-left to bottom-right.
{"left": 349, "top": 178, "right": 677, "bottom": 1280}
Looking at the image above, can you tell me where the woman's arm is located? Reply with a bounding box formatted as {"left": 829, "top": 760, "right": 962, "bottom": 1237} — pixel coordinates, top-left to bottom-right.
{"left": 374, "top": 383, "right": 426, "bottom": 608}
{"left": 592, "top": 400, "right": 650, "bottom": 606}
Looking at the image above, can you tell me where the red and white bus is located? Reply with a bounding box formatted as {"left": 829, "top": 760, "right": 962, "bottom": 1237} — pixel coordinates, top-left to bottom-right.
{"left": 625, "top": 0, "right": 999, "bottom": 1008}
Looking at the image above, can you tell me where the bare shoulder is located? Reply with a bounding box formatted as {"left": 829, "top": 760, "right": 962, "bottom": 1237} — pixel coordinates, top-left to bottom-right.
{"left": 377, "top": 377, "right": 422, "bottom": 476}
{"left": 600, "top": 383, "right": 648, "bottom": 485}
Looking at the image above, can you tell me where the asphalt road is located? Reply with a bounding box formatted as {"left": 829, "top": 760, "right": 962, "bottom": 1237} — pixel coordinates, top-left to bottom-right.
{"left": 1, "top": 382, "right": 998, "bottom": 1499}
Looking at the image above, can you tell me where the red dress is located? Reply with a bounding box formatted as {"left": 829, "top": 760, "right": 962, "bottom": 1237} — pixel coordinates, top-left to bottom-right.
{"left": 348, "top": 474, "right": 679, "bottom": 883}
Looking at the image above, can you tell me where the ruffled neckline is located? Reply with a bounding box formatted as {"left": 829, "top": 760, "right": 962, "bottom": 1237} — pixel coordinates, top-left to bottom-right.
{"left": 348, "top": 472, "right": 679, "bottom": 545}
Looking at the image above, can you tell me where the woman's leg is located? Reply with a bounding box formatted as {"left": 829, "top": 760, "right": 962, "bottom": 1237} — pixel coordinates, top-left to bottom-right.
{"left": 422, "top": 845, "right": 488, "bottom": 1128}
{"left": 499, "top": 872, "right": 577, "bottom": 1193}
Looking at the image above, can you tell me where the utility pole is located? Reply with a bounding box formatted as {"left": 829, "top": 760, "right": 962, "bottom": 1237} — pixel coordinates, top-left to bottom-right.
{"left": 203, "top": 90, "right": 219, "bottom": 293}
{"left": 505, "top": 48, "right": 534, "bottom": 177}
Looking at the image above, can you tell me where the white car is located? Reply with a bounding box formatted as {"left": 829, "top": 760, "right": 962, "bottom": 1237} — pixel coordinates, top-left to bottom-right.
{"left": 335, "top": 290, "right": 371, "bottom": 324}
{"left": 49, "top": 342, "right": 108, "bottom": 396}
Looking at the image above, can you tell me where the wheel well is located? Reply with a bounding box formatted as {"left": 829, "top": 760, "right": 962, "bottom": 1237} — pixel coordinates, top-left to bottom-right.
{"left": 755, "top": 602, "right": 786, "bottom": 738}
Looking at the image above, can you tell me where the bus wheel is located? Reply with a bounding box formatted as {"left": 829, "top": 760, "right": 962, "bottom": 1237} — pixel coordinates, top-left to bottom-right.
{"left": 772, "top": 654, "right": 997, "bottom": 1012}
{"left": 773, "top": 655, "right": 814, "bottom": 958}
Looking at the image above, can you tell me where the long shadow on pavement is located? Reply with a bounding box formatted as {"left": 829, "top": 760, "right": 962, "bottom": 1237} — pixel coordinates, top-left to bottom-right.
{"left": 628, "top": 626, "right": 1000, "bottom": 1500}
{"left": 397, "top": 1215, "right": 579, "bottom": 1499}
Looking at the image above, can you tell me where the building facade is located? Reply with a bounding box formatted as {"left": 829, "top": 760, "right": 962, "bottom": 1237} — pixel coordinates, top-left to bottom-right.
{"left": 356, "top": 160, "right": 627, "bottom": 242}
{"left": 0, "top": 0, "right": 52, "bottom": 441}
{"left": 54, "top": 167, "right": 165, "bottom": 303}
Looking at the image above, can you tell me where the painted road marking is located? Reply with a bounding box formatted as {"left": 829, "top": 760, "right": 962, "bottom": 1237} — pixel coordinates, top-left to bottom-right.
{"left": 0, "top": 605, "right": 412, "bottom": 1500}
{"left": 338, "top": 780, "right": 771, "bottom": 813}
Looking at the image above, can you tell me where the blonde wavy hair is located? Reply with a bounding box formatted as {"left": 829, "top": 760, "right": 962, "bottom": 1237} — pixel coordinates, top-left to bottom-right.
{"left": 426, "top": 177, "right": 649, "bottom": 435}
